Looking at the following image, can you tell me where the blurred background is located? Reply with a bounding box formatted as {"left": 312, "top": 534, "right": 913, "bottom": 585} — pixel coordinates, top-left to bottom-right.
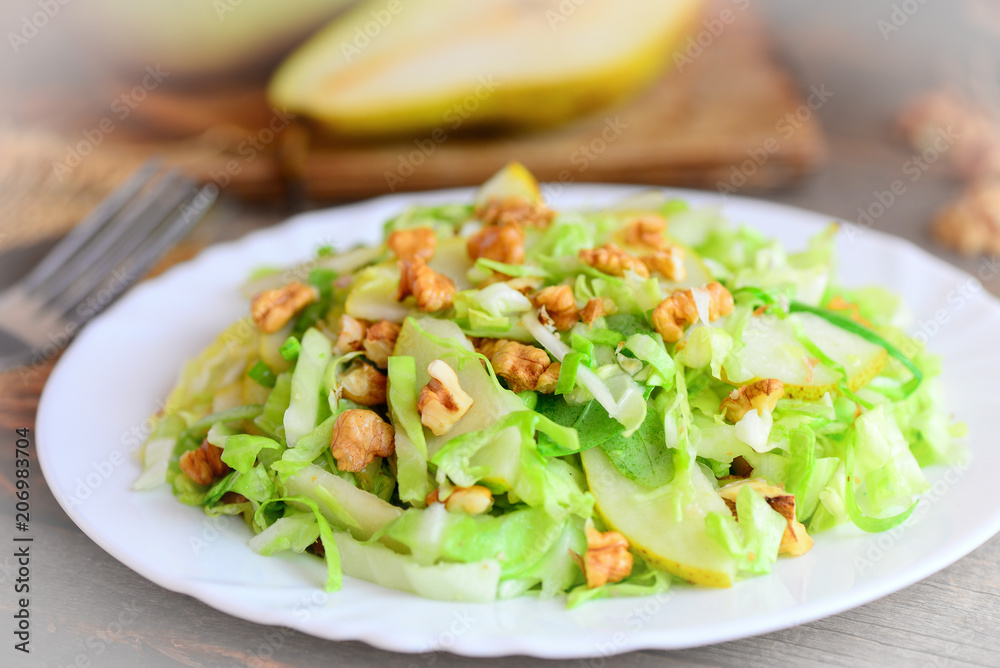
{"left": 1, "top": 0, "right": 999, "bottom": 287}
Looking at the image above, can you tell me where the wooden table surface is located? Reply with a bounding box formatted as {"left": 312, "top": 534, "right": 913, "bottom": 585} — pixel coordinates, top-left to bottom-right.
{"left": 3, "top": 1, "right": 1000, "bottom": 666}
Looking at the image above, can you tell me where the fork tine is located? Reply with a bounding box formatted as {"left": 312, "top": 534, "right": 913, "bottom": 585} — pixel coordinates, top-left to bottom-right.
{"left": 40, "top": 169, "right": 189, "bottom": 305}
{"left": 48, "top": 171, "right": 193, "bottom": 314}
{"left": 119, "top": 184, "right": 218, "bottom": 281}
{"left": 58, "top": 184, "right": 218, "bottom": 323}
{"left": 19, "top": 158, "right": 163, "bottom": 292}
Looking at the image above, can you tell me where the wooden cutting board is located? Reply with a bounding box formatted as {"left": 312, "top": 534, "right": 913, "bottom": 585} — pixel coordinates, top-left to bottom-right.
{"left": 0, "top": 0, "right": 824, "bottom": 249}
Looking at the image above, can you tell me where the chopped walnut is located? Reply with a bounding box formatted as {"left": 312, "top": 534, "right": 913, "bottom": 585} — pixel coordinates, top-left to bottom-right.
{"left": 580, "top": 298, "right": 605, "bottom": 326}
{"left": 531, "top": 285, "right": 579, "bottom": 331}
{"left": 397, "top": 257, "right": 456, "bottom": 312}
{"left": 330, "top": 409, "right": 395, "bottom": 473}
{"left": 641, "top": 245, "right": 687, "bottom": 281}
{"left": 717, "top": 478, "right": 814, "bottom": 556}
{"left": 220, "top": 491, "right": 249, "bottom": 504}
{"left": 623, "top": 215, "right": 667, "bottom": 249}
{"left": 720, "top": 379, "right": 784, "bottom": 422}
{"left": 731, "top": 455, "right": 754, "bottom": 478}
{"left": 652, "top": 282, "right": 734, "bottom": 342}
{"left": 581, "top": 525, "right": 634, "bottom": 588}
{"left": 474, "top": 197, "right": 555, "bottom": 229}
{"left": 417, "top": 360, "right": 474, "bottom": 436}
{"left": 340, "top": 361, "right": 388, "bottom": 406}
{"left": 933, "top": 179, "right": 1000, "bottom": 257}
{"left": 489, "top": 341, "right": 555, "bottom": 393}
{"left": 250, "top": 282, "right": 318, "bottom": 333}
{"left": 362, "top": 320, "right": 401, "bottom": 369}
{"left": 466, "top": 221, "right": 526, "bottom": 265}
{"left": 579, "top": 243, "right": 650, "bottom": 278}
{"left": 333, "top": 314, "right": 369, "bottom": 355}
{"left": 179, "top": 440, "right": 230, "bottom": 486}
{"left": 896, "top": 90, "right": 1000, "bottom": 179}
{"left": 535, "top": 362, "right": 561, "bottom": 394}
{"left": 387, "top": 227, "right": 436, "bottom": 261}
{"left": 472, "top": 337, "right": 511, "bottom": 360}
{"left": 428, "top": 485, "right": 494, "bottom": 514}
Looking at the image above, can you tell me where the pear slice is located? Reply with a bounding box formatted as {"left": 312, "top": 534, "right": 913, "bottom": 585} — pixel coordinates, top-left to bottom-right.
{"left": 393, "top": 317, "right": 524, "bottom": 457}
{"left": 737, "top": 312, "right": 888, "bottom": 401}
{"left": 475, "top": 161, "right": 542, "bottom": 207}
{"left": 581, "top": 447, "right": 738, "bottom": 588}
{"left": 269, "top": 0, "right": 706, "bottom": 135}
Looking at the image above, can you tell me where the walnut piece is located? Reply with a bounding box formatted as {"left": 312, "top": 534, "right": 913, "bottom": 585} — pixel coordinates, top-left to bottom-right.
{"left": 535, "top": 362, "right": 561, "bottom": 394}
{"left": 720, "top": 379, "right": 784, "bottom": 422}
{"left": 623, "top": 215, "right": 667, "bottom": 249}
{"left": 333, "top": 314, "right": 369, "bottom": 355}
{"left": 641, "top": 245, "right": 687, "bottom": 281}
{"left": 397, "top": 257, "right": 456, "bottom": 312}
{"left": 417, "top": 360, "right": 474, "bottom": 436}
{"left": 933, "top": 179, "right": 1000, "bottom": 257}
{"left": 387, "top": 227, "right": 436, "bottom": 261}
{"left": 717, "top": 478, "right": 814, "bottom": 556}
{"left": 488, "top": 341, "right": 556, "bottom": 393}
{"left": 179, "top": 440, "right": 230, "bottom": 486}
{"left": 474, "top": 197, "right": 555, "bottom": 229}
{"left": 472, "top": 337, "right": 511, "bottom": 360}
{"left": 330, "top": 409, "right": 395, "bottom": 472}
{"left": 580, "top": 298, "right": 604, "bottom": 326}
{"left": 896, "top": 90, "right": 1000, "bottom": 179}
{"left": 579, "top": 243, "right": 650, "bottom": 278}
{"left": 652, "top": 282, "right": 734, "bottom": 342}
{"left": 582, "top": 525, "right": 634, "bottom": 588}
{"left": 466, "top": 221, "right": 525, "bottom": 265}
{"left": 428, "top": 485, "right": 494, "bottom": 514}
{"left": 340, "top": 361, "right": 388, "bottom": 406}
{"left": 531, "top": 285, "right": 579, "bottom": 331}
{"left": 362, "top": 320, "right": 401, "bottom": 369}
{"left": 251, "top": 282, "right": 317, "bottom": 333}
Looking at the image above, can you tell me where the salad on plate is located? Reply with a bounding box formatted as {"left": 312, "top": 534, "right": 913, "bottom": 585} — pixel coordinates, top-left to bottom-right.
{"left": 135, "top": 163, "right": 965, "bottom": 606}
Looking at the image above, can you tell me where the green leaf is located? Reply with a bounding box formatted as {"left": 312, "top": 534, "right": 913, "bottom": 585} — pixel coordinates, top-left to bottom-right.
{"left": 222, "top": 435, "right": 282, "bottom": 474}
{"left": 533, "top": 396, "right": 623, "bottom": 455}
{"left": 599, "top": 399, "right": 674, "bottom": 488}
{"left": 255, "top": 372, "right": 292, "bottom": 442}
{"left": 254, "top": 496, "right": 342, "bottom": 591}
{"left": 604, "top": 313, "right": 654, "bottom": 339}
{"left": 555, "top": 352, "right": 586, "bottom": 395}
{"left": 271, "top": 415, "right": 338, "bottom": 479}
{"left": 475, "top": 258, "right": 550, "bottom": 278}
{"left": 283, "top": 328, "right": 333, "bottom": 447}
{"left": 247, "top": 361, "right": 277, "bottom": 388}
{"left": 279, "top": 336, "right": 301, "bottom": 362}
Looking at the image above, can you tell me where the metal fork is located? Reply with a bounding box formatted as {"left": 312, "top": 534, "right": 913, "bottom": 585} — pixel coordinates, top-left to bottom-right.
{"left": 0, "top": 158, "right": 218, "bottom": 372}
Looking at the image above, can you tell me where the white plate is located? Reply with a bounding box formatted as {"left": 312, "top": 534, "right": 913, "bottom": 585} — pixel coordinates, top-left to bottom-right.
{"left": 37, "top": 185, "right": 1000, "bottom": 658}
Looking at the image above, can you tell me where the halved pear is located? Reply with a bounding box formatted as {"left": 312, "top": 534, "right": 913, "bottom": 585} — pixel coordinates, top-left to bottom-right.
{"left": 269, "top": 0, "right": 706, "bottom": 136}
{"left": 581, "top": 447, "right": 738, "bottom": 588}
{"left": 737, "top": 312, "right": 888, "bottom": 400}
